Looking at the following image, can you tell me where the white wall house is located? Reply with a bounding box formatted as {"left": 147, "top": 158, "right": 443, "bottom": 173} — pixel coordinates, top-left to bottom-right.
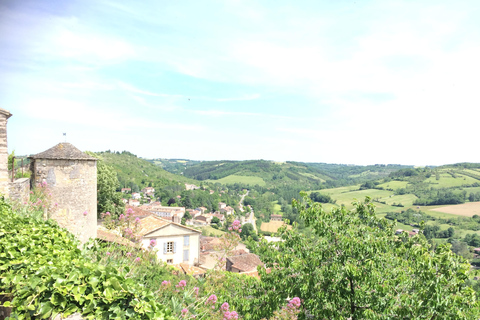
{"left": 138, "top": 215, "right": 201, "bottom": 265}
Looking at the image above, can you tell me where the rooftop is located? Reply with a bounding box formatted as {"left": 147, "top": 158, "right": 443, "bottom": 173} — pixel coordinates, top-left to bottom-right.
{"left": 30, "top": 143, "right": 97, "bottom": 161}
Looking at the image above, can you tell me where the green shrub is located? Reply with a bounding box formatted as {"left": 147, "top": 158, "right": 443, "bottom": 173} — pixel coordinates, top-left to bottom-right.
{"left": 0, "top": 199, "right": 174, "bottom": 320}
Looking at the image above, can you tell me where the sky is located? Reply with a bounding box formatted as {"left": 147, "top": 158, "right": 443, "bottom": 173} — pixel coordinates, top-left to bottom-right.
{"left": 0, "top": 0, "right": 479, "bottom": 166}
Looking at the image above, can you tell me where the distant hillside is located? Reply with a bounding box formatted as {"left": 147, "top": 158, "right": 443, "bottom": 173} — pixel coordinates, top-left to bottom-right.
{"left": 95, "top": 151, "right": 198, "bottom": 193}
{"left": 148, "top": 158, "right": 202, "bottom": 175}
{"left": 160, "top": 159, "right": 413, "bottom": 189}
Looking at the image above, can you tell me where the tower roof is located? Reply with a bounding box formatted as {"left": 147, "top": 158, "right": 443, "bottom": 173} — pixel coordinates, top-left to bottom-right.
{"left": 30, "top": 143, "right": 97, "bottom": 161}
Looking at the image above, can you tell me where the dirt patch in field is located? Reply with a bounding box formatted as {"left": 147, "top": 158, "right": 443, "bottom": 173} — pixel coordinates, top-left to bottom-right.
{"left": 431, "top": 202, "right": 480, "bottom": 217}
{"left": 261, "top": 221, "right": 292, "bottom": 233}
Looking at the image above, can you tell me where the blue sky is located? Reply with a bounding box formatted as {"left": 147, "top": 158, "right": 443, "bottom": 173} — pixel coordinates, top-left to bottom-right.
{"left": 1, "top": 0, "right": 479, "bottom": 166}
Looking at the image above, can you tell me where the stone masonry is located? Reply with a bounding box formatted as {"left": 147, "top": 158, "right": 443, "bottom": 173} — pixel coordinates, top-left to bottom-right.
{"left": 30, "top": 143, "right": 97, "bottom": 244}
{"left": 0, "top": 108, "right": 12, "bottom": 197}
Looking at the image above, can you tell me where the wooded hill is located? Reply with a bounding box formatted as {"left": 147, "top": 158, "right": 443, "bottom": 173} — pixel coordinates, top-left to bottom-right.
{"left": 94, "top": 151, "right": 199, "bottom": 194}
{"left": 162, "top": 159, "right": 412, "bottom": 189}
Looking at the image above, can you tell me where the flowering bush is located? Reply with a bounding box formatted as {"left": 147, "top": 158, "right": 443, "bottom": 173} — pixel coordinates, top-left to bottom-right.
{"left": 11, "top": 180, "right": 57, "bottom": 219}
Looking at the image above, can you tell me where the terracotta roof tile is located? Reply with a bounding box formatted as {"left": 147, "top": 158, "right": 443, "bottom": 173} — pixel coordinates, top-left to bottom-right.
{"left": 97, "top": 229, "right": 136, "bottom": 247}
{"left": 227, "top": 253, "right": 263, "bottom": 273}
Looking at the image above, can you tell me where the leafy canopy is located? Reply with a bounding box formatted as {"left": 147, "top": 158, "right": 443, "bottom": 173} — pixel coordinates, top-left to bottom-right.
{"left": 252, "top": 192, "right": 479, "bottom": 319}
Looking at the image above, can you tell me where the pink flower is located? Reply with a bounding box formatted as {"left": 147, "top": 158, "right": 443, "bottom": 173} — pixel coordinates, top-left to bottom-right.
{"left": 224, "top": 311, "right": 239, "bottom": 320}
{"left": 135, "top": 217, "right": 140, "bottom": 223}
{"left": 238, "top": 229, "right": 242, "bottom": 233}
{"left": 105, "top": 211, "right": 111, "bottom": 216}
{"left": 106, "top": 252, "right": 111, "bottom": 256}
{"left": 181, "top": 308, "right": 188, "bottom": 315}
{"left": 176, "top": 280, "right": 187, "bottom": 288}
{"left": 205, "top": 294, "right": 217, "bottom": 305}
{"left": 126, "top": 252, "right": 132, "bottom": 257}
{"left": 228, "top": 227, "right": 232, "bottom": 231}
{"left": 149, "top": 239, "right": 157, "bottom": 247}
{"left": 119, "top": 214, "right": 125, "bottom": 220}
{"left": 54, "top": 203, "right": 58, "bottom": 207}
{"left": 220, "top": 302, "right": 229, "bottom": 312}
{"left": 287, "top": 297, "right": 301, "bottom": 309}
{"left": 194, "top": 287, "right": 199, "bottom": 295}
{"left": 161, "top": 280, "right": 171, "bottom": 286}
{"left": 83, "top": 211, "right": 88, "bottom": 216}
{"left": 134, "top": 257, "right": 141, "bottom": 262}
{"left": 127, "top": 208, "right": 133, "bottom": 214}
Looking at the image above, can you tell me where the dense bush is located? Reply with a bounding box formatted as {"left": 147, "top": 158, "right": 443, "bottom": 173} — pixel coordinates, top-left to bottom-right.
{"left": 0, "top": 199, "right": 174, "bottom": 320}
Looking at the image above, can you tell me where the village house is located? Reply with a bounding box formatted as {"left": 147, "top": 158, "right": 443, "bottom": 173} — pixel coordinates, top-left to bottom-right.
{"left": 191, "top": 215, "right": 209, "bottom": 226}
{"left": 197, "top": 206, "right": 208, "bottom": 214}
{"left": 185, "top": 183, "right": 200, "bottom": 191}
{"left": 220, "top": 206, "right": 234, "bottom": 215}
{"left": 142, "top": 187, "right": 155, "bottom": 194}
{"left": 121, "top": 188, "right": 131, "bottom": 193}
{"left": 128, "top": 199, "right": 140, "bottom": 207}
{"left": 209, "top": 190, "right": 215, "bottom": 195}
{"left": 131, "top": 192, "right": 141, "bottom": 200}
{"left": 226, "top": 253, "right": 263, "bottom": 275}
{"left": 137, "top": 215, "right": 201, "bottom": 265}
{"left": 270, "top": 214, "right": 283, "bottom": 222}
{"left": 218, "top": 202, "right": 227, "bottom": 210}
{"left": 146, "top": 205, "right": 185, "bottom": 221}
{"left": 212, "top": 213, "right": 225, "bottom": 224}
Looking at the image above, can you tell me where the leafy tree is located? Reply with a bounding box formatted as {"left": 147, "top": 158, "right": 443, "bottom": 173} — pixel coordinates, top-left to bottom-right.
{"left": 251, "top": 193, "right": 479, "bottom": 319}
{"left": 211, "top": 216, "right": 220, "bottom": 225}
{"left": 87, "top": 152, "right": 125, "bottom": 218}
{"left": 465, "top": 233, "right": 480, "bottom": 247}
{"left": 240, "top": 223, "right": 258, "bottom": 241}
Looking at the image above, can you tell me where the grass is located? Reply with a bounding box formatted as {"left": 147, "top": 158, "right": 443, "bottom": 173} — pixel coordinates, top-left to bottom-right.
{"left": 272, "top": 201, "right": 282, "bottom": 214}
{"left": 424, "top": 172, "right": 479, "bottom": 188}
{"left": 376, "top": 180, "right": 409, "bottom": 190}
{"left": 206, "top": 175, "right": 266, "bottom": 186}
{"left": 203, "top": 226, "right": 225, "bottom": 236}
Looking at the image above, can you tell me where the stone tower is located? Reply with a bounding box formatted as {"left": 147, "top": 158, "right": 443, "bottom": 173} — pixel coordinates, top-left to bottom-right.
{"left": 30, "top": 143, "right": 97, "bottom": 243}
{"left": 0, "top": 108, "right": 12, "bottom": 197}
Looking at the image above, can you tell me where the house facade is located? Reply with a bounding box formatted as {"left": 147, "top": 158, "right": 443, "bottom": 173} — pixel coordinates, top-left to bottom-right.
{"left": 138, "top": 215, "right": 201, "bottom": 265}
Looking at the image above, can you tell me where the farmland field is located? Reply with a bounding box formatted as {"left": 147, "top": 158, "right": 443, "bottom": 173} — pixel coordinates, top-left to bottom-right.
{"left": 206, "top": 175, "right": 266, "bottom": 186}
{"left": 431, "top": 202, "right": 480, "bottom": 217}
{"left": 376, "top": 180, "right": 409, "bottom": 189}
{"left": 261, "top": 221, "right": 291, "bottom": 233}
{"left": 425, "top": 173, "right": 479, "bottom": 188}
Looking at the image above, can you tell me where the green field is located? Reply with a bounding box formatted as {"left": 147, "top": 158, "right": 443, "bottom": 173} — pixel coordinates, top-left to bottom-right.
{"left": 202, "top": 226, "right": 225, "bottom": 236}
{"left": 272, "top": 201, "right": 282, "bottom": 213}
{"left": 377, "top": 180, "right": 409, "bottom": 189}
{"left": 425, "top": 173, "right": 478, "bottom": 188}
{"left": 206, "top": 175, "right": 266, "bottom": 186}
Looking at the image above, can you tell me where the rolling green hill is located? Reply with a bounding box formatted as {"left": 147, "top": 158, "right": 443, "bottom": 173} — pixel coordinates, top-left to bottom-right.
{"left": 173, "top": 160, "right": 412, "bottom": 190}
{"left": 94, "top": 151, "right": 199, "bottom": 194}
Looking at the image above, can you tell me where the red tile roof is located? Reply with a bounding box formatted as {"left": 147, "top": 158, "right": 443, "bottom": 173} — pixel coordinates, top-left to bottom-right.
{"left": 97, "top": 229, "right": 136, "bottom": 247}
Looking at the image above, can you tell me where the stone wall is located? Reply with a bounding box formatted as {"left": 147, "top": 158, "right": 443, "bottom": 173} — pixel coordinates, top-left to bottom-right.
{"left": 31, "top": 159, "right": 97, "bottom": 243}
{"left": 8, "top": 178, "right": 30, "bottom": 203}
{"left": 0, "top": 108, "right": 12, "bottom": 197}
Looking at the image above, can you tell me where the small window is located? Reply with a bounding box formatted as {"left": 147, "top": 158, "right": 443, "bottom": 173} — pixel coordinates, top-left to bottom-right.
{"left": 167, "top": 259, "right": 173, "bottom": 264}
{"left": 184, "top": 235, "right": 190, "bottom": 247}
{"left": 183, "top": 249, "right": 189, "bottom": 262}
{"left": 163, "top": 241, "right": 177, "bottom": 254}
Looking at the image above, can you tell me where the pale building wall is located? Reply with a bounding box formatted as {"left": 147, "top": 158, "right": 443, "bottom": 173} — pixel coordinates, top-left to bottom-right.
{"left": 0, "top": 108, "right": 12, "bottom": 197}
{"left": 142, "top": 225, "right": 200, "bottom": 265}
{"left": 31, "top": 158, "right": 97, "bottom": 243}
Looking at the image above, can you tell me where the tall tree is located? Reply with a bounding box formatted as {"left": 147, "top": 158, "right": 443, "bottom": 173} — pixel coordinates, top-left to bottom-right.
{"left": 251, "top": 193, "right": 479, "bottom": 319}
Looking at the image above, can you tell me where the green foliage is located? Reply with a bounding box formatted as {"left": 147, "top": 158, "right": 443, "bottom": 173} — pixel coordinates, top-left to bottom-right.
{"left": 309, "top": 191, "right": 335, "bottom": 204}
{"left": 95, "top": 151, "right": 197, "bottom": 202}
{"left": 87, "top": 152, "right": 125, "bottom": 218}
{"left": 250, "top": 193, "right": 479, "bottom": 319}
{"left": 0, "top": 200, "right": 174, "bottom": 320}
